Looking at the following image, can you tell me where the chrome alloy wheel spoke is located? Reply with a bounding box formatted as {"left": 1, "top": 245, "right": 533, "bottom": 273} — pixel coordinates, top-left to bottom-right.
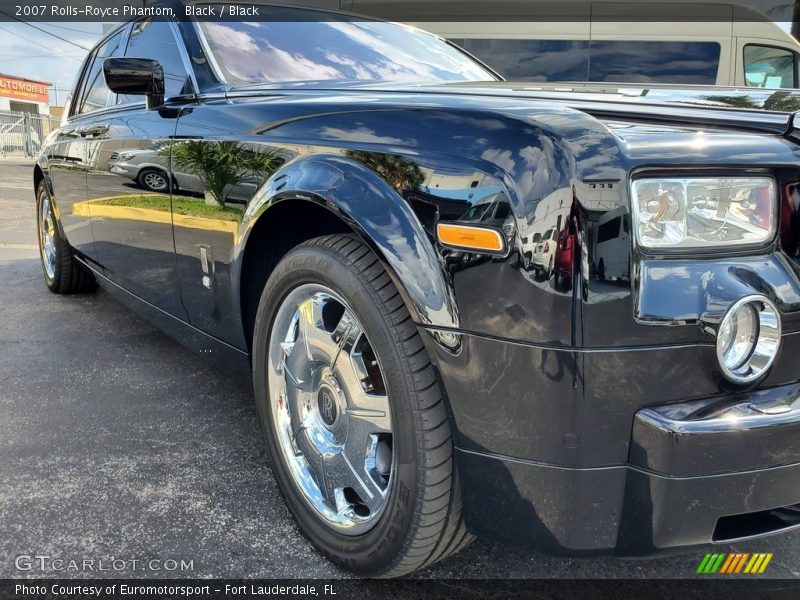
{"left": 39, "top": 194, "right": 57, "bottom": 279}
{"left": 267, "top": 284, "right": 394, "bottom": 535}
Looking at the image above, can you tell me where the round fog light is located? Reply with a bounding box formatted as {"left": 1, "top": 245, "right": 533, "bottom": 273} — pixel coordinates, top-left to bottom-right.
{"left": 716, "top": 295, "right": 781, "bottom": 384}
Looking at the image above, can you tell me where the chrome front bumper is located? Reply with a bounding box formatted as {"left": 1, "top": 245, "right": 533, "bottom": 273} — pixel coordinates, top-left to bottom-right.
{"left": 631, "top": 383, "right": 800, "bottom": 476}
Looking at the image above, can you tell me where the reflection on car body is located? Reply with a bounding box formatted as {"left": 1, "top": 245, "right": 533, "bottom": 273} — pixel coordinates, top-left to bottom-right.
{"left": 594, "top": 206, "right": 630, "bottom": 282}
{"left": 107, "top": 139, "right": 272, "bottom": 201}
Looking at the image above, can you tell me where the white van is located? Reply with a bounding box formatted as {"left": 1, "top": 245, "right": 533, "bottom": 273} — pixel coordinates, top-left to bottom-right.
{"left": 594, "top": 206, "right": 630, "bottom": 281}
{"left": 344, "top": 0, "right": 800, "bottom": 89}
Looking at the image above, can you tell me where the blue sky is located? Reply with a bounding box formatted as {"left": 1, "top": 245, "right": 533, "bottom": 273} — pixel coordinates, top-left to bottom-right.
{"left": 0, "top": 21, "right": 111, "bottom": 104}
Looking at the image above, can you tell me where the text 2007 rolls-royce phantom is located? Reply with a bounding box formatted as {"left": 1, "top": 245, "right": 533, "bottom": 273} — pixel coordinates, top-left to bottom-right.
{"left": 34, "top": 1, "right": 800, "bottom": 576}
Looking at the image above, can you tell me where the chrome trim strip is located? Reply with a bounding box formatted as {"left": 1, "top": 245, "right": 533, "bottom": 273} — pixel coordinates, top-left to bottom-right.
{"left": 636, "top": 389, "right": 800, "bottom": 435}
{"left": 168, "top": 19, "right": 200, "bottom": 97}
{"left": 191, "top": 20, "right": 228, "bottom": 90}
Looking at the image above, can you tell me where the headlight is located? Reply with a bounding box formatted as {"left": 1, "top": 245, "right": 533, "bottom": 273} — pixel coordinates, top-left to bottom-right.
{"left": 716, "top": 295, "right": 781, "bottom": 384}
{"left": 631, "top": 177, "right": 775, "bottom": 249}
{"left": 117, "top": 153, "right": 135, "bottom": 161}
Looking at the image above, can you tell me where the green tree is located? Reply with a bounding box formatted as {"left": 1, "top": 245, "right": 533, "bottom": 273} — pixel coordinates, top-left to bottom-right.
{"left": 346, "top": 151, "right": 425, "bottom": 194}
{"left": 166, "top": 141, "right": 282, "bottom": 207}
{"left": 705, "top": 91, "right": 800, "bottom": 112}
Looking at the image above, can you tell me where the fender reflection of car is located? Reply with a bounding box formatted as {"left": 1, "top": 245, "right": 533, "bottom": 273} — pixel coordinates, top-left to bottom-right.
{"left": 518, "top": 230, "right": 539, "bottom": 269}
{"left": 554, "top": 225, "right": 575, "bottom": 285}
{"left": 595, "top": 206, "right": 631, "bottom": 281}
{"left": 108, "top": 141, "right": 257, "bottom": 199}
{"left": 108, "top": 141, "right": 173, "bottom": 191}
{"left": 531, "top": 227, "right": 557, "bottom": 276}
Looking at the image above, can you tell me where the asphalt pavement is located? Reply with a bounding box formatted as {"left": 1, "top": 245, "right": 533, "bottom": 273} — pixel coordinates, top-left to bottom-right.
{"left": 1, "top": 159, "right": 798, "bottom": 580}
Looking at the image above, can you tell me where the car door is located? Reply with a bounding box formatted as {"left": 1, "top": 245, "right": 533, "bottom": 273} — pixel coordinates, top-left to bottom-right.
{"left": 87, "top": 19, "right": 196, "bottom": 317}
{"left": 47, "top": 29, "right": 126, "bottom": 264}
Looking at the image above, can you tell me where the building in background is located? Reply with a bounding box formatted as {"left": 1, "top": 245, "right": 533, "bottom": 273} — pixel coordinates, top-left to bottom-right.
{"left": 0, "top": 73, "right": 58, "bottom": 157}
{"left": 0, "top": 74, "right": 51, "bottom": 115}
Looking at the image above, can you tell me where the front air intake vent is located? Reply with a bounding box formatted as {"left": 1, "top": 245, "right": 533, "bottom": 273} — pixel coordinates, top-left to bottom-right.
{"left": 713, "top": 504, "right": 800, "bottom": 542}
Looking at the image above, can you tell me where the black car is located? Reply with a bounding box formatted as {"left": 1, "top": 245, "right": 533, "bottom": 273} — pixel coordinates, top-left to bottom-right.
{"left": 35, "top": 1, "right": 800, "bottom": 577}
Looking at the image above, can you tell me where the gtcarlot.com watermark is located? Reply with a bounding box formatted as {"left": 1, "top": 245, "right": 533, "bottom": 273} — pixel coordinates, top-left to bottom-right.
{"left": 15, "top": 554, "right": 194, "bottom": 573}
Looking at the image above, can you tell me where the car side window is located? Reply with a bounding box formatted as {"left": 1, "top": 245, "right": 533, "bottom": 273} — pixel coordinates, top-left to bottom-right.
{"left": 588, "top": 41, "right": 720, "bottom": 84}
{"left": 744, "top": 45, "right": 797, "bottom": 89}
{"left": 120, "top": 20, "right": 192, "bottom": 102}
{"left": 456, "top": 39, "right": 590, "bottom": 81}
{"left": 597, "top": 217, "right": 621, "bottom": 244}
{"left": 75, "top": 31, "right": 125, "bottom": 115}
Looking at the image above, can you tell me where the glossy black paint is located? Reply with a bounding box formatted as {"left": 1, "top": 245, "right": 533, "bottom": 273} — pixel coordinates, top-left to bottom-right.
{"left": 103, "top": 57, "right": 166, "bottom": 110}
{"left": 34, "top": 6, "right": 800, "bottom": 556}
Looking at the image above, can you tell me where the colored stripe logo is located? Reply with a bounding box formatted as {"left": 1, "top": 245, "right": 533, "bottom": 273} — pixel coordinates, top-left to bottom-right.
{"left": 697, "top": 553, "right": 773, "bottom": 574}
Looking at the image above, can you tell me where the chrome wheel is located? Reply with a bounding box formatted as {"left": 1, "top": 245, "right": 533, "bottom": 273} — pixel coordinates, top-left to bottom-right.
{"left": 39, "top": 190, "right": 57, "bottom": 280}
{"left": 142, "top": 171, "right": 167, "bottom": 191}
{"left": 267, "top": 284, "right": 393, "bottom": 535}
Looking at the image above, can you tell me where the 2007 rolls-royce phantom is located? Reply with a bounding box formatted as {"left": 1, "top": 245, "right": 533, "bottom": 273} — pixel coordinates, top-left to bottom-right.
{"left": 34, "top": 0, "right": 800, "bottom": 577}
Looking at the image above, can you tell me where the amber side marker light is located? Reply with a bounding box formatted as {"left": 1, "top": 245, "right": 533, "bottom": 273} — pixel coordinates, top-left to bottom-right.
{"left": 436, "top": 223, "right": 505, "bottom": 253}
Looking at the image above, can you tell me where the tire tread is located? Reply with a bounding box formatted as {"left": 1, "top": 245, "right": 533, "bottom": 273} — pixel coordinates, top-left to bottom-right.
{"left": 293, "top": 234, "right": 472, "bottom": 577}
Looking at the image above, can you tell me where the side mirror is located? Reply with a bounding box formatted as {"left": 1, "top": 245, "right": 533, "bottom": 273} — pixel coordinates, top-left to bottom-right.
{"left": 103, "top": 57, "right": 165, "bottom": 110}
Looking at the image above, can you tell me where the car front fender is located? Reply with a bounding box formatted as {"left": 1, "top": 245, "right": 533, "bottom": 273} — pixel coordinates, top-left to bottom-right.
{"left": 236, "top": 153, "right": 460, "bottom": 330}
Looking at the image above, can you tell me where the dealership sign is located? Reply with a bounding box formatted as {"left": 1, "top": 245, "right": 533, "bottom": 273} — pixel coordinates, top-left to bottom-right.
{"left": 0, "top": 75, "right": 49, "bottom": 103}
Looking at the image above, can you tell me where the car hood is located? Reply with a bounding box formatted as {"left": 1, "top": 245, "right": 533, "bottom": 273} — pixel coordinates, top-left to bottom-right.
{"left": 230, "top": 80, "right": 800, "bottom": 134}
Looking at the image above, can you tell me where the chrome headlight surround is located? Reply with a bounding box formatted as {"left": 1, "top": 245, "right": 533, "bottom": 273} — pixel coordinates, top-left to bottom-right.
{"left": 630, "top": 176, "right": 777, "bottom": 251}
{"left": 715, "top": 295, "right": 781, "bottom": 384}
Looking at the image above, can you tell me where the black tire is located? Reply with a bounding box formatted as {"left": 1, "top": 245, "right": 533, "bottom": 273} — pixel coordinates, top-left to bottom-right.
{"left": 523, "top": 252, "right": 532, "bottom": 271}
{"left": 36, "top": 181, "right": 96, "bottom": 294}
{"left": 252, "top": 234, "right": 472, "bottom": 577}
{"left": 137, "top": 168, "right": 169, "bottom": 192}
{"left": 597, "top": 258, "right": 606, "bottom": 282}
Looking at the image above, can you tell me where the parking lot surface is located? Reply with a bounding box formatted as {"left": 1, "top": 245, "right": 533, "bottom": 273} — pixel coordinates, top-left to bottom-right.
{"left": 1, "top": 159, "right": 798, "bottom": 579}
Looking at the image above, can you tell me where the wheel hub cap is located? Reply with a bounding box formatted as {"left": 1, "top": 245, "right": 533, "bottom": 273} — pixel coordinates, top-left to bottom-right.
{"left": 145, "top": 172, "right": 166, "bottom": 190}
{"left": 267, "top": 284, "right": 394, "bottom": 535}
{"left": 317, "top": 380, "right": 340, "bottom": 428}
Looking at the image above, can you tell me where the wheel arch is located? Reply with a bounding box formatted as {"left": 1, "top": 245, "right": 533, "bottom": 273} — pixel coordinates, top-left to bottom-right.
{"left": 33, "top": 163, "right": 44, "bottom": 192}
{"left": 236, "top": 154, "right": 459, "bottom": 351}
{"left": 32, "top": 163, "right": 66, "bottom": 239}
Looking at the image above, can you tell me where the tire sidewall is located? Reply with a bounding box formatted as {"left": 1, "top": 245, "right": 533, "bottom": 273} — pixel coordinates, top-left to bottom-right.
{"left": 252, "top": 242, "right": 419, "bottom": 574}
{"left": 138, "top": 169, "right": 168, "bottom": 192}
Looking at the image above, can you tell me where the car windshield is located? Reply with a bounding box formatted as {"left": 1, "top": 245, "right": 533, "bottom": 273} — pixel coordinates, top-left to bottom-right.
{"left": 197, "top": 5, "right": 497, "bottom": 85}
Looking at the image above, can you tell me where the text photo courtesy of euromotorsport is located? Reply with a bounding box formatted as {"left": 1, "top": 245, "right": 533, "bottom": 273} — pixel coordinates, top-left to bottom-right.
{"left": 16, "top": 584, "right": 328, "bottom": 597}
